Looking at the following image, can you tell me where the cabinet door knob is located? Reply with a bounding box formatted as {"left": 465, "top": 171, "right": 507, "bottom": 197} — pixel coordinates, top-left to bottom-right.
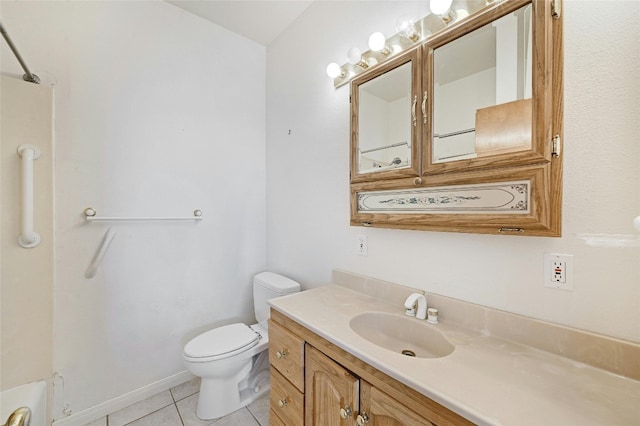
{"left": 339, "top": 406, "right": 353, "bottom": 419}
{"left": 276, "top": 349, "right": 288, "bottom": 359}
{"left": 414, "top": 177, "right": 423, "bottom": 185}
{"left": 356, "top": 413, "right": 370, "bottom": 425}
{"left": 278, "top": 397, "right": 288, "bottom": 408}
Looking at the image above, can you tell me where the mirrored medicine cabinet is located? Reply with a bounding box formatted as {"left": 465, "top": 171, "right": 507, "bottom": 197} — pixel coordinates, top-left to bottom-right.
{"left": 350, "top": 0, "right": 563, "bottom": 236}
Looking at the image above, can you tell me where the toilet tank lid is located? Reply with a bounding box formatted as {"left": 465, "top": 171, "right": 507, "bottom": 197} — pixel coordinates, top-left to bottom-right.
{"left": 254, "top": 272, "right": 300, "bottom": 293}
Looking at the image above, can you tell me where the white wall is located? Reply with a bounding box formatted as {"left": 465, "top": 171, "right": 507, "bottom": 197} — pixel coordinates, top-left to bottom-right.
{"left": 1, "top": 0, "right": 266, "bottom": 418}
{"left": 266, "top": 1, "right": 640, "bottom": 343}
{"left": 1, "top": 76, "right": 54, "bottom": 391}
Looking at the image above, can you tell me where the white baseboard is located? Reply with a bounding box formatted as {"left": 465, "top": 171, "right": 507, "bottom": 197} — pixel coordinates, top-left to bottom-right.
{"left": 52, "top": 370, "right": 195, "bottom": 426}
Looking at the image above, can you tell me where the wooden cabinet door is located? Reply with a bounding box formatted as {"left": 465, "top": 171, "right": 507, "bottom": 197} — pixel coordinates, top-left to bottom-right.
{"left": 305, "top": 345, "right": 359, "bottom": 426}
{"left": 360, "top": 381, "right": 435, "bottom": 426}
{"left": 350, "top": 48, "right": 423, "bottom": 184}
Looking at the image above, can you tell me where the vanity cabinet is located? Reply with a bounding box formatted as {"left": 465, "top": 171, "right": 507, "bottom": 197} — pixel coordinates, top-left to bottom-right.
{"left": 306, "top": 345, "right": 434, "bottom": 426}
{"left": 269, "top": 309, "right": 473, "bottom": 426}
{"left": 350, "top": 0, "right": 563, "bottom": 236}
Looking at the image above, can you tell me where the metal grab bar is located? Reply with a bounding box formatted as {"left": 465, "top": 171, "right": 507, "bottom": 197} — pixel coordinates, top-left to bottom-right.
{"left": 17, "top": 144, "right": 41, "bottom": 248}
{"left": 83, "top": 207, "right": 203, "bottom": 222}
{"left": 2, "top": 406, "right": 31, "bottom": 426}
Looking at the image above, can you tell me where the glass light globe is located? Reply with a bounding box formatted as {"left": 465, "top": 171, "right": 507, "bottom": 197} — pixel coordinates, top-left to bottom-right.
{"left": 456, "top": 8, "right": 469, "bottom": 19}
{"left": 368, "top": 32, "right": 386, "bottom": 52}
{"left": 326, "top": 62, "right": 342, "bottom": 79}
{"left": 430, "top": 0, "right": 453, "bottom": 15}
{"left": 396, "top": 15, "right": 418, "bottom": 40}
{"left": 346, "top": 47, "right": 363, "bottom": 65}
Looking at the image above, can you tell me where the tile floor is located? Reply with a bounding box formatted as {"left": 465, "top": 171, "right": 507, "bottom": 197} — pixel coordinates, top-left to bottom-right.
{"left": 84, "top": 378, "right": 269, "bottom": 426}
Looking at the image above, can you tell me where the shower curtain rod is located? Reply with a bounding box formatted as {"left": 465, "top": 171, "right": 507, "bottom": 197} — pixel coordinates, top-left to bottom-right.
{"left": 0, "top": 22, "right": 40, "bottom": 84}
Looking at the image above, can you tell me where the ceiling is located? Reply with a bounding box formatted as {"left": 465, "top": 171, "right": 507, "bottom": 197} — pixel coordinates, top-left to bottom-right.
{"left": 166, "top": 1, "right": 314, "bottom": 46}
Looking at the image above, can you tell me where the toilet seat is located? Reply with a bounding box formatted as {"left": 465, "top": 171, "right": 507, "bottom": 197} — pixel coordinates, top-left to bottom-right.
{"left": 184, "top": 323, "right": 261, "bottom": 361}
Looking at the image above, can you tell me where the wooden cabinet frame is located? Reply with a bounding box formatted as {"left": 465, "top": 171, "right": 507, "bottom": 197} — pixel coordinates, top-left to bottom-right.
{"left": 349, "top": 0, "right": 563, "bottom": 236}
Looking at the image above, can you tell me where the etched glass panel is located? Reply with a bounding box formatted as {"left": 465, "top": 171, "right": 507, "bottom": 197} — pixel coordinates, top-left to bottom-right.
{"left": 358, "top": 180, "right": 530, "bottom": 214}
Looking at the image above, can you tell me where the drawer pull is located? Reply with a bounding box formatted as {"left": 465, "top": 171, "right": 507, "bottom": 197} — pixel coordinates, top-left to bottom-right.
{"left": 357, "top": 413, "right": 370, "bottom": 425}
{"left": 276, "top": 349, "right": 289, "bottom": 359}
{"left": 278, "top": 397, "right": 289, "bottom": 408}
{"left": 340, "top": 406, "right": 353, "bottom": 419}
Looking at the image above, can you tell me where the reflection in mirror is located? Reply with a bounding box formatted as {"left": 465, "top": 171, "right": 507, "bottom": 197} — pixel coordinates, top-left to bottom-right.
{"left": 433, "top": 4, "right": 532, "bottom": 163}
{"left": 358, "top": 62, "right": 412, "bottom": 174}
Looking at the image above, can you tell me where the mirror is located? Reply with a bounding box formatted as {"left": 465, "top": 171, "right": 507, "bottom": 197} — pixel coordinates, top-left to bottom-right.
{"left": 432, "top": 4, "right": 533, "bottom": 164}
{"left": 357, "top": 62, "right": 412, "bottom": 174}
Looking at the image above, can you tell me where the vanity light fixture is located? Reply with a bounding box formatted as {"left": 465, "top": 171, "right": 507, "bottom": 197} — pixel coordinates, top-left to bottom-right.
{"left": 430, "top": 0, "right": 456, "bottom": 24}
{"left": 396, "top": 15, "right": 421, "bottom": 42}
{"left": 368, "top": 32, "right": 391, "bottom": 56}
{"left": 347, "top": 47, "right": 369, "bottom": 69}
{"left": 326, "top": 62, "right": 345, "bottom": 79}
{"left": 325, "top": 0, "right": 492, "bottom": 88}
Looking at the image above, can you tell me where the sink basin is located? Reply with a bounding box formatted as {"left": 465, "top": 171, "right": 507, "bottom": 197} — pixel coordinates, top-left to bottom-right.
{"left": 349, "top": 312, "right": 454, "bottom": 359}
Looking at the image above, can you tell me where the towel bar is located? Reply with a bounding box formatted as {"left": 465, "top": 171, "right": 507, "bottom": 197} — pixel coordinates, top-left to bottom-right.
{"left": 83, "top": 207, "right": 203, "bottom": 222}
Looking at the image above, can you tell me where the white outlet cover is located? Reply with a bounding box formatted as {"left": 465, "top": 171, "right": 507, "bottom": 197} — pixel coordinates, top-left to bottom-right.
{"left": 543, "top": 253, "right": 573, "bottom": 291}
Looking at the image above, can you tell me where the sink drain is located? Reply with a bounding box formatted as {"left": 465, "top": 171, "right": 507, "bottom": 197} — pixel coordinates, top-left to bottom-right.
{"left": 401, "top": 349, "right": 416, "bottom": 357}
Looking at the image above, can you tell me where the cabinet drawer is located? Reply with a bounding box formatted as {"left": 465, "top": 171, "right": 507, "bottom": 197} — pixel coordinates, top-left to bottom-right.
{"left": 269, "top": 319, "right": 305, "bottom": 391}
{"left": 270, "top": 367, "right": 304, "bottom": 426}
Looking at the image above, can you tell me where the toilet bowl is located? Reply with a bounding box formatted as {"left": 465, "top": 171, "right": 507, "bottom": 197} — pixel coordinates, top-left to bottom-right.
{"left": 183, "top": 272, "right": 300, "bottom": 420}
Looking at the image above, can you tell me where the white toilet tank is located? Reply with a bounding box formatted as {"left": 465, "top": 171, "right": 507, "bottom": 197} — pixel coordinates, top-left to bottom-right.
{"left": 253, "top": 272, "right": 300, "bottom": 323}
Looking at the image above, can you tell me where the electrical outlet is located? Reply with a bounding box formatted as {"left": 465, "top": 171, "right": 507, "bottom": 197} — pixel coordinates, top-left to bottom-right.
{"left": 544, "top": 253, "right": 573, "bottom": 291}
{"left": 356, "top": 235, "right": 368, "bottom": 256}
{"left": 551, "top": 258, "right": 566, "bottom": 283}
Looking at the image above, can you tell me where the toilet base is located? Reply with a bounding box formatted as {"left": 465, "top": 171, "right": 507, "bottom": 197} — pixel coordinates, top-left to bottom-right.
{"left": 195, "top": 381, "right": 270, "bottom": 420}
{"left": 194, "top": 351, "right": 271, "bottom": 420}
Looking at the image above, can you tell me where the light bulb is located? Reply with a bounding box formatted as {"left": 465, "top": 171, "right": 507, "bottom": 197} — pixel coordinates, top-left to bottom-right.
{"left": 326, "top": 62, "right": 343, "bottom": 79}
{"left": 368, "top": 32, "right": 386, "bottom": 52}
{"left": 346, "top": 47, "right": 363, "bottom": 65}
{"left": 430, "top": 0, "right": 453, "bottom": 15}
{"left": 396, "top": 15, "right": 420, "bottom": 41}
{"left": 456, "top": 8, "right": 469, "bottom": 19}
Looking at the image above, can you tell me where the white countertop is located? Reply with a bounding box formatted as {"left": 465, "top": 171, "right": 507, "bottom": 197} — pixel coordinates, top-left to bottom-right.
{"left": 269, "top": 284, "right": 640, "bottom": 426}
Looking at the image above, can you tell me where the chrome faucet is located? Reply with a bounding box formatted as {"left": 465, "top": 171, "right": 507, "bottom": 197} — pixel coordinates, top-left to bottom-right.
{"left": 404, "top": 293, "right": 427, "bottom": 320}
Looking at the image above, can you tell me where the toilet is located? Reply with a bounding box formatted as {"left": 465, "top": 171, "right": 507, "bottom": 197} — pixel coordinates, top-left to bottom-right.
{"left": 183, "top": 272, "right": 300, "bottom": 420}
